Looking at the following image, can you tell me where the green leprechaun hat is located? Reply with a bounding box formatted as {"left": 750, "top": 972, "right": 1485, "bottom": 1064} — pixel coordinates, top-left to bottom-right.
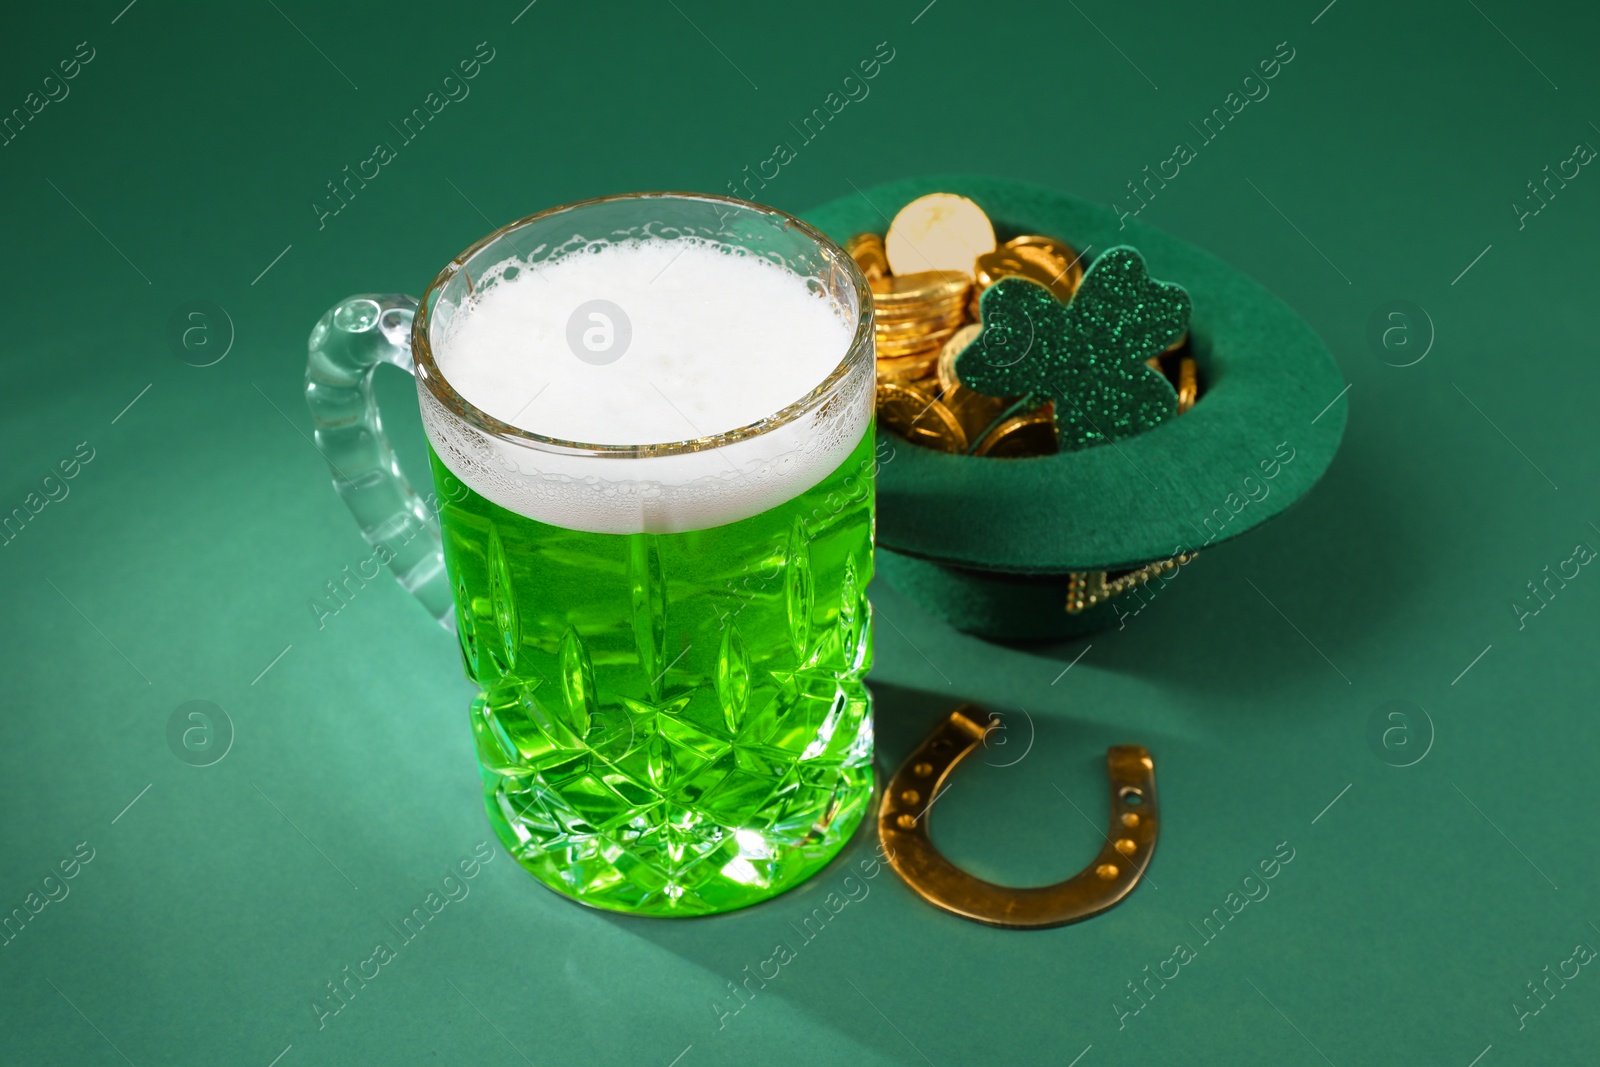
{"left": 803, "top": 175, "right": 1346, "bottom": 640}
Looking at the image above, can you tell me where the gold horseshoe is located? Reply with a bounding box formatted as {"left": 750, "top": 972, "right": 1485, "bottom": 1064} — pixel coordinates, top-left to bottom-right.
{"left": 879, "top": 705, "right": 1159, "bottom": 929}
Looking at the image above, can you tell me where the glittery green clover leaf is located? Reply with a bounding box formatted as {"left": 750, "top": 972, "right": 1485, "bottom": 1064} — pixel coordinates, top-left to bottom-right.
{"left": 955, "top": 246, "right": 1190, "bottom": 452}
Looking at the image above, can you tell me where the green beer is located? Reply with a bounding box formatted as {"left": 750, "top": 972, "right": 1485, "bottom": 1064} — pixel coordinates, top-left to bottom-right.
{"left": 308, "top": 193, "right": 876, "bottom": 914}
{"left": 431, "top": 425, "right": 874, "bottom": 915}
{"left": 298, "top": 192, "right": 880, "bottom": 917}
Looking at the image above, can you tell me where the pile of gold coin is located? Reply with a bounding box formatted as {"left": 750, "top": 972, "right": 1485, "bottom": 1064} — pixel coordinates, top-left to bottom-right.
{"left": 847, "top": 237, "right": 969, "bottom": 384}
{"left": 850, "top": 192, "right": 1201, "bottom": 458}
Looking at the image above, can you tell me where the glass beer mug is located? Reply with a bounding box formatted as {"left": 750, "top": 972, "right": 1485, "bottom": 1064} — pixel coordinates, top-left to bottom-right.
{"left": 304, "top": 193, "right": 876, "bottom": 916}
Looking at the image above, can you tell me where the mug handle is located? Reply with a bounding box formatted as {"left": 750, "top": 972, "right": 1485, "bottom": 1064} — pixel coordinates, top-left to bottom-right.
{"left": 304, "top": 294, "right": 453, "bottom": 630}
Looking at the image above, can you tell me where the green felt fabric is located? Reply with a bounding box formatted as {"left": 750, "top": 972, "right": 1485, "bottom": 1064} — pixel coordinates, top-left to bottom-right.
{"left": 805, "top": 175, "right": 1347, "bottom": 574}
{"left": 876, "top": 550, "right": 1119, "bottom": 641}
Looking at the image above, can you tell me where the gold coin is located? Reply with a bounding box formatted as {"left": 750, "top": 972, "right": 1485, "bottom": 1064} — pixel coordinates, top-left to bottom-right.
{"left": 875, "top": 329, "right": 939, "bottom": 351}
{"left": 845, "top": 233, "right": 889, "bottom": 281}
{"left": 876, "top": 334, "right": 947, "bottom": 355}
{"left": 875, "top": 351, "right": 941, "bottom": 382}
{"left": 877, "top": 380, "right": 968, "bottom": 453}
{"left": 937, "top": 323, "right": 984, "bottom": 394}
{"left": 874, "top": 283, "right": 971, "bottom": 347}
{"left": 878, "top": 342, "right": 943, "bottom": 364}
{"left": 875, "top": 306, "right": 965, "bottom": 335}
{"left": 875, "top": 309, "right": 967, "bottom": 337}
{"left": 973, "top": 404, "right": 1058, "bottom": 458}
{"left": 974, "top": 251, "right": 1044, "bottom": 293}
{"left": 974, "top": 246, "right": 1078, "bottom": 305}
{"left": 1176, "top": 356, "right": 1198, "bottom": 414}
{"left": 876, "top": 336, "right": 948, "bottom": 361}
{"left": 878, "top": 289, "right": 969, "bottom": 311}
{"left": 875, "top": 306, "right": 964, "bottom": 329}
{"left": 885, "top": 193, "right": 996, "bottom": 277}
{"left": 942, "top": 381, "right": 1009, "bottom": 442}
{"left": 1005, "top": 234, "right": 1076, "bottom": 253}
{"left": 876, "top": 310, "right": 963, "bottom": 335}
{"left": 886, "top": 324, "right": 964, "bottom": 350}
{"left": 1004, "top": 235, "right": 1084, "bottom": 296}
{"left": 1145, "top": 332, "right": 1190, "bottom": 375}
{"left": 871, "top": 269, "right": 971, "bottom": 304}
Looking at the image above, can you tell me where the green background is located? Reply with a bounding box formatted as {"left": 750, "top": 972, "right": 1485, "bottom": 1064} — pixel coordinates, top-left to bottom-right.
{"left": 3, "top": 1, "right": 1597, "bottom": 1064}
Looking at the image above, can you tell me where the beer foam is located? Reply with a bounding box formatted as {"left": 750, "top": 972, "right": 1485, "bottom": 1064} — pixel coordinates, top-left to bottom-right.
{"left": 423, "top": 238, "right": 871, "bottom": 534}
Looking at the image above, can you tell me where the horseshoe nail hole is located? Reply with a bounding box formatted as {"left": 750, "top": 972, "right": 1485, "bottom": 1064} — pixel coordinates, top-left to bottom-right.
{"left": 1120, "top": 788, "right": 1145, "bottom": 806}
{"left": 1120, "top": 812, "right": 1140, "bottom": 828}
{"left": 913, "top": 762, "right": 934, "bottom": 777}
{"left": 900, "top": 789, "right": 920, "bottom": 805}
{"left": 931, "top": 739, "right": 952, "bottom": 752}
{"left": 1095, "top": 863, "right": 1119, "bottom": 880}
{"left": 1114, "top": 838, "right": 1137, "bottom": 855}
{"left": 896, "top": 813, "right": 917, "bottom": 830}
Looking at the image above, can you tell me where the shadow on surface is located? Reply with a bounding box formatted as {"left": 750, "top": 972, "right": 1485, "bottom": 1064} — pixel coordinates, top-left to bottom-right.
{"left": 589, "top": 680, "right": 1142, "bottom": 1065}
{"left": 577, "top": 682, "right": 987, "bottom": 1062}
{"left": 993, "top": 441, "right": 1420, "bottom": 708}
